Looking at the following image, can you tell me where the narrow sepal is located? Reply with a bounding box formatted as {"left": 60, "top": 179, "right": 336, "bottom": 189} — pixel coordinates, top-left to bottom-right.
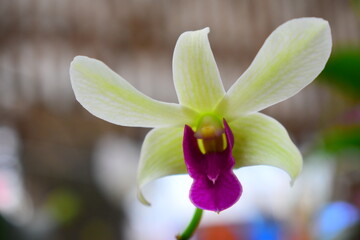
{"left": 70, "top": 56, "right": 197, "bottom": 128}
{"left": 173, "top": 28, "right": 225, "bottom": 112}
{"left": 217, "top": 18, "right": 332, "bottom": 119}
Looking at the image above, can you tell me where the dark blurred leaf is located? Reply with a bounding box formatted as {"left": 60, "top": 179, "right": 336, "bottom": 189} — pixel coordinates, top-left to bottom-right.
{"left": 318, "top": 48, "right": 360, "bottom": 100}
{"left": 321, "top": 125, "right": 360, "bottom": 154}
{"left": 351, "top": 0, "right": 360, "bottom": 17}
{"left": 352, "top": 0, "right": 360, "bottom": 7}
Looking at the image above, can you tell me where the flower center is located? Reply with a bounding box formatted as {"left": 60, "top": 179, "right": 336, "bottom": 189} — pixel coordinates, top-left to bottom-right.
{"left": 194, "top": 115, "right": 226, "bottom": 154}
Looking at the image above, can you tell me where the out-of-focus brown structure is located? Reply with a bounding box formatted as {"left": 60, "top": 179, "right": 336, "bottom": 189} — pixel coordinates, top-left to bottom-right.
{"left": 0, "top": 0, "right": 359, "bottom": 239}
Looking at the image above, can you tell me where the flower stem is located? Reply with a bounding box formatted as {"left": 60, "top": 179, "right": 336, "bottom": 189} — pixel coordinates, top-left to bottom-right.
{"left": 176, "top": 208, "right": 203, "bottom": 240}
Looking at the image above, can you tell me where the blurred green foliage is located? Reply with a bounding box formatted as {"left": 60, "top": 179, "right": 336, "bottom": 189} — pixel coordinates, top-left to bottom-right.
{"left": 351, "top": 0, "right": 360, "bottom": 17}
{"left": 46, "top": 189, "right": 81, "bottom": 225}
{"left": 317, "top": 46, "right": 360, "bottom": 158}
{"left": 318, "top": 48, "right": 360, "bottom": 100}
{"left": 321, "top": 125, "right": 360, "bottom": 154}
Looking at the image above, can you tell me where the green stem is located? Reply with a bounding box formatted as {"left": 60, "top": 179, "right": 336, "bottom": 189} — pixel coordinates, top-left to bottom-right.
{"left": 176, "top": 208, "right": 203, "bottom": 240}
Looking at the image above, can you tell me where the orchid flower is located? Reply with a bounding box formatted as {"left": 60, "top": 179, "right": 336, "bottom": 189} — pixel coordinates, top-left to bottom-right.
{"left": 70, "top": 18, "right": 331, "bottom": 213}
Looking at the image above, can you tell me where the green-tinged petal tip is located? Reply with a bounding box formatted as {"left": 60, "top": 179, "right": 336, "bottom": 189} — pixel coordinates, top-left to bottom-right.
{"left": 137, "top": 189, "right": 151, "bottom": 206}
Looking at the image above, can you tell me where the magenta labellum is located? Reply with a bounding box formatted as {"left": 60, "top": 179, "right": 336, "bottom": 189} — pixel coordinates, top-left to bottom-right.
{"left": 183, "top": 118, "right": 242, "bottom": 212}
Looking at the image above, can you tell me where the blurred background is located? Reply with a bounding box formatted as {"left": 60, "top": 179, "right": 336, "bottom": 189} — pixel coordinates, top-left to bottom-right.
{"left": 0, "top": 0, "right": 360, "bottom": 239}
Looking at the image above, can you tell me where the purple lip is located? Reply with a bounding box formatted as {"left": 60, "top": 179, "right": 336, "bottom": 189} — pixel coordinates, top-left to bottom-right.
{"left": 183, "top": 119, "right": 242, "bottom": 212}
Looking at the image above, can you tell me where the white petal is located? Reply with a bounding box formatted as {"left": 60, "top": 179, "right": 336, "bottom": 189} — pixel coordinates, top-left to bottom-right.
{"left": 173, "top": 28, "right": 226, "bottom": 112}
{"left": 137, "top": 127, "right": 187, "bottom": 205}
{"left": 70, "top": 56, "right": 197, "bottom": 128}
{"left": 217, "top": 18, "right": 332, "bottom": 120}
{"left": 230, "top": 113, "right": 302, "bottom": 182}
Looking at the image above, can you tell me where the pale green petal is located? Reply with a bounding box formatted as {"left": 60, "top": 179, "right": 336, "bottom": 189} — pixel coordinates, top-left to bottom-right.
{"left": 137, "top": 127, "right": 187, "bottom": 205}
{"left": 173, "top": 28, "right": 225, "bottom": 112}
{"left": 70, "top": 56, "right": 197, "bottom": 128}
{"left": 230, "top": 113, "right": 302, "bottom": 182}
{"left": 217, "top": 18, "right": 332, "bottom": 120}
